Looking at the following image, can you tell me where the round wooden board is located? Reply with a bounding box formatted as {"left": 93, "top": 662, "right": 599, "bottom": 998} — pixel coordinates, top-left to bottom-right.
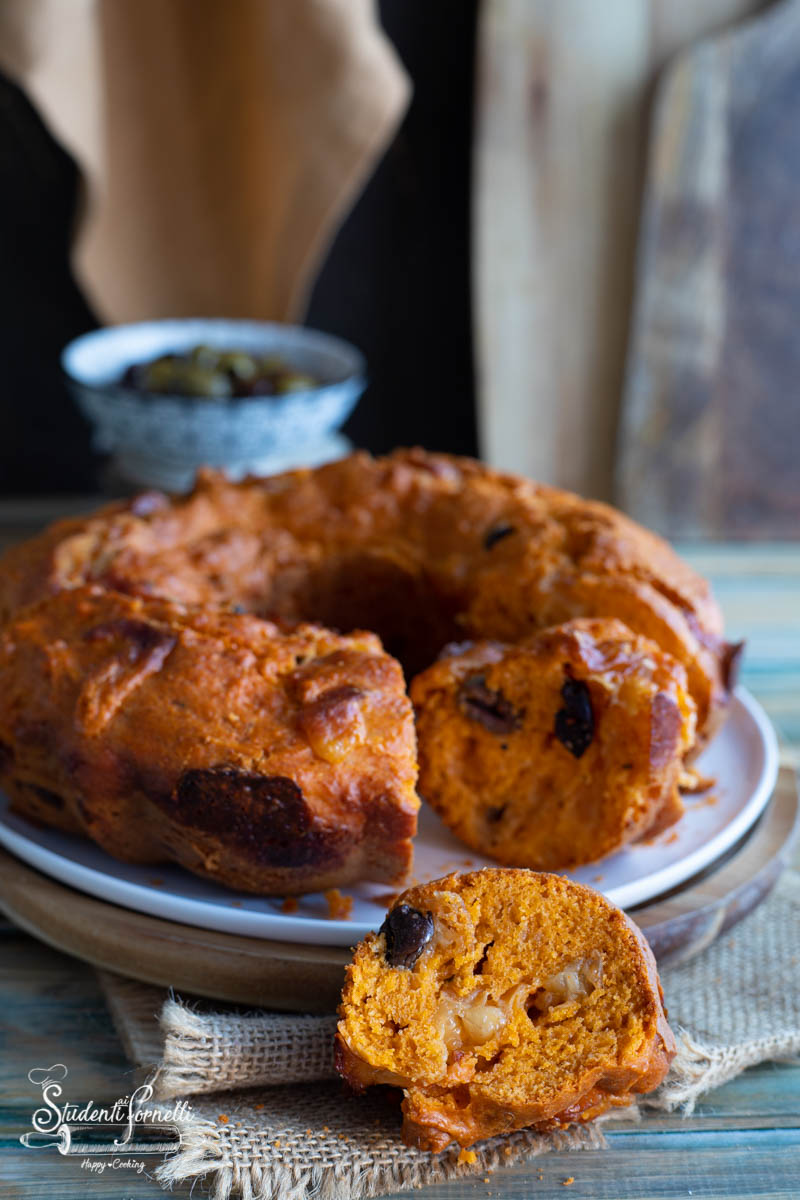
{"left": 0, "top": 768, "right": 796, "bottom": 1011}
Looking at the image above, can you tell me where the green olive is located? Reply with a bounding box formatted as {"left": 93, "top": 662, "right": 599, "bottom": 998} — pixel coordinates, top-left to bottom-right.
{"left": 277, "top": 373, "right": 317, "bottom": 393}
{"left": 122, "top": 345, "right": 319, "bottom": 398}
{"left": 143, "top": 358, "right": 233, "bottom": 397}
{"left": 217, "top": 352, "right": 258, "bottom": 381}
{"left": 190, "top": 344, "right": 222, "bottom": 370}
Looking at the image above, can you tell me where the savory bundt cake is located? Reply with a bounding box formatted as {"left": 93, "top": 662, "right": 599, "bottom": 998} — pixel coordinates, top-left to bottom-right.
{"left": 336, "top": 869, "right": 676, "bottom": 1151}
{"left": 0, "top": 587, "right": 418, "bottom": 894}
{"left": 0, "top": 449, "right": 737, "bottom": 892}
{"left": 410, "top": 619, "right": 697, "bottom": 869}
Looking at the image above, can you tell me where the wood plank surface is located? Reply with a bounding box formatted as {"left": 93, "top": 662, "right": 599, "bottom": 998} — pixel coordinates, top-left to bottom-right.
{"left": 618, "top": 0, "right": 800, "bottom": 536}
{"left": 473, "top": 0, "right": 771, "bottom": 500}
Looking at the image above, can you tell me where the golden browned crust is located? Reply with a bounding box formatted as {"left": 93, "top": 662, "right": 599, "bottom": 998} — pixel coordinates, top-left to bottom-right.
{"left": 0, "top": 450, "right": 732, "bottom": 728}
{"left": 336, "top": 869, "right": 675, "bottom": 1151}
{"left": 410, "top": 619, "right": 697, "bottom": 870}
{"left": 0, "top": 587, "right": 418, "bottom": 894}
{"left": 0, "top": 449, "right": 733, "bottom": 889}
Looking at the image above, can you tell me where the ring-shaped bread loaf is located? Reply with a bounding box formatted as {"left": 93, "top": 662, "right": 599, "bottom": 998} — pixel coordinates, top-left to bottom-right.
{"left": 0, "top": 450, "right": 737, "bottom": 892}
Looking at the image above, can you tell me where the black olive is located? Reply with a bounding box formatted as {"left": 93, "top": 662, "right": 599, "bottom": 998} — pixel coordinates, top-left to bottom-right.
{"left": 483, "top": 524, "right": 516, "bottom": 550}
{"left": 459, "top": 674, "right": 522, "bottom": 734}
{"left": 380, "top": 905, "right": 434, "bottom": 969}
{"left": 554, "top": 676, "right": 594, "bottom": 758}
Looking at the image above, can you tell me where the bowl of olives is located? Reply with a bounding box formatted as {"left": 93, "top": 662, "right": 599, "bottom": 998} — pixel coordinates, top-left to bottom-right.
{"left": 62, "top": 318, "right": 366, "bottom": 491}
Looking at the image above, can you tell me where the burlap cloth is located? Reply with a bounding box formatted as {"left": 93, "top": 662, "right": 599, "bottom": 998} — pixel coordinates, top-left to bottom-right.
{"left": 99, "top": 848, "right": 800, "bottom": 1200}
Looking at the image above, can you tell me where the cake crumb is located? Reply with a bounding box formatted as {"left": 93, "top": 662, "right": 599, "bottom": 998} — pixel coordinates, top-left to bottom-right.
{"left": 503, "top": 1146, "right": 512, "bottom": 1156}
{"left": 562, "top": 1177, "right": 575, "bottom": 1186}
{"left": 281, "top": 897, "right": 299, "bottom": 914}
{"left": 679, "top": 767, "right": 715, "bottom": 794}
{"left": 218, "top": 1114, "right": 229, "bottom": 1124}
{"left": 457, "top": 1148, "right": 477, "bottom": 1165}
{"left": 592, "top": 874, "right": 603, "bottom": 883}
{"left": 253, "top": 1102, "right": 264, "bottom": 1110}
{"left": 274, "top": 1140, "right": 281, "bottom": 1149}
{"left": 149, "top": 877, "right": 165, "bottom": 887}
{"left": 324, "top": 889, "right": 353, "bottom": 920}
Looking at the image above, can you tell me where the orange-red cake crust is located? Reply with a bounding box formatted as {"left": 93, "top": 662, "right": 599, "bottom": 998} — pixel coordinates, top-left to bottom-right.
{"left": 0, "top": 450, "right": 736, "bottom": 891}
{"left": 0, "top": 587, "right": 418, "bottom": 894}
{"left": 0, "top": 450, "right": 733, "bottom": 728}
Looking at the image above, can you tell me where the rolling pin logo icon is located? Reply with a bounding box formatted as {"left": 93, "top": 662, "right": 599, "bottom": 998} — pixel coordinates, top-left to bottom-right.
{"left": 20, "top": 1124, "right": 156, "bottom": 1157}
{"left": 19, "top": 1125, "right": 73, "bottom": 1154}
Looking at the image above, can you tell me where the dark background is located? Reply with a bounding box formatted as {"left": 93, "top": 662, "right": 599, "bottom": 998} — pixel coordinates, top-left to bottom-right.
{"left": 0, "top": 0, "right": 478, "bottom": 494}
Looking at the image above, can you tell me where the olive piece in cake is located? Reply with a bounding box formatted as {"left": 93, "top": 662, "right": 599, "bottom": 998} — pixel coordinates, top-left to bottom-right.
{"left": 381, "top": 905, "right": 435, "bottom": 969}
{"left": 336, "top": 869, "right": 675, "bottom": 1151}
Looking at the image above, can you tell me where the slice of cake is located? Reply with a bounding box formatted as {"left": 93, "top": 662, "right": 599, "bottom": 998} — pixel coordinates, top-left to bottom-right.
{"left": 336, "top": 869, "right": 675, "bottom": 1151}
{"left": 410, "top": 619, "right": 697, "bottom": 870}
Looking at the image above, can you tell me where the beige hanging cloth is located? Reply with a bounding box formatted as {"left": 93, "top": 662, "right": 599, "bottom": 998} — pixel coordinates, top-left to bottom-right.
{"left": 0, "top": 0, "right": 410, "bottom": 323}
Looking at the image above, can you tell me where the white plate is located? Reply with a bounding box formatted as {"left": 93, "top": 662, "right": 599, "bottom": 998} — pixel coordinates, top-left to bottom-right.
{"left": 0, "top": 688, "right": 778, "bottom": 947}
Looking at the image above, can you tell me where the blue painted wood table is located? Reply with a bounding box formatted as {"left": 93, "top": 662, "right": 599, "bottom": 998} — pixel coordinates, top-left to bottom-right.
{"left": 1, "top": 511, "right": 798, "bottom": 1199}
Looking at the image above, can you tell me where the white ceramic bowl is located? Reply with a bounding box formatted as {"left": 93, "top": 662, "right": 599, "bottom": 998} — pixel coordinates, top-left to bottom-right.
{"left": 62, "top": 319, "right": 366, "bottom": 491}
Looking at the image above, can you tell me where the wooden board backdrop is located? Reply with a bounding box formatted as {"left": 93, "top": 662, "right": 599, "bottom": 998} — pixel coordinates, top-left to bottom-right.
{"left": 474, "top": 0, "right": 772, "bottom": 503}
{"left": 618, "top": 0, "right": 800, "bottom": 537}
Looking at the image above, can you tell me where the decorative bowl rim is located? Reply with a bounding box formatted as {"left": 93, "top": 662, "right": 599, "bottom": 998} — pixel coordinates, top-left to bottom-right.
{"left": 61, "top": 318, "right": 367, "bottom": 409}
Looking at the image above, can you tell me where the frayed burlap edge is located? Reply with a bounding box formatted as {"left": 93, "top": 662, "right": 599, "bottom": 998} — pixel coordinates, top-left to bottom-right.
{"left": 153, "top": 997, "right": 338, "bottom": 1098}
{"left": 646, "top": 1028, "right": 800, "bottom": 1113}
{"left": 154, "top": 1107, "right": 605, "bottom": 1200}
